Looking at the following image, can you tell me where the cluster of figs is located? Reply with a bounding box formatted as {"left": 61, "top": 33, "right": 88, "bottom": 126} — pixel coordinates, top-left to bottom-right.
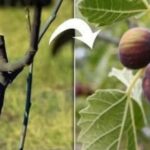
{"left": 119, "top": 27, "right": 150, "bottom": 101}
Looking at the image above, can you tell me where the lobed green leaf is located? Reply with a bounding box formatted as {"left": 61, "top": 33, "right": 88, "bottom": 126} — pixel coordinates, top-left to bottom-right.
{"left": 78, "top": 89, "right": 144, "bottom": 150}
{"left": 79, "top": 0, "right": 149, "bottom": 26}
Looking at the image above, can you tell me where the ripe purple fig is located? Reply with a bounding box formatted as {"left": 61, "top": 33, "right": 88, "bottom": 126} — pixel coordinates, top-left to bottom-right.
{"left": 119, "top": 27, "right": 150, "bottom": 69}
{"left": 76, "top": 83, "right": 94, "bottom": 97}
{"left": 142, "top": 64, "right": 150, "bottom": 102}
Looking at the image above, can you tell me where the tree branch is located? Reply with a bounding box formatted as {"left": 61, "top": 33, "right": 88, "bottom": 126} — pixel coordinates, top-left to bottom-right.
{"left": 0, "top": 0, "right": 63, "bottom": 72}
{"left": 0, "top": 4, "right": 42, "bottom": 113}
{"left": 126, "top": 19, "right": 138, "bottom": 29}
{"left": 0, "top": 36, "right": 9, "bottom": 114}
{"left": 0, "top": 0, "right": 63, "bottom": 114}
{"left": 0, "top": 5, "right": 42, "bottom": 72}
{"left": 39, "top": 0, "right": 63, "bottom": 42}
{"left": 98, "top": 32, "right": 119, "bottom": 46}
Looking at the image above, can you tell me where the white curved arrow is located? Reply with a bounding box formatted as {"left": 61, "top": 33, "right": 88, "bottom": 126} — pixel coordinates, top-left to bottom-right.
{"left": 49, "top": 18, "right": 100, "bottom": 49}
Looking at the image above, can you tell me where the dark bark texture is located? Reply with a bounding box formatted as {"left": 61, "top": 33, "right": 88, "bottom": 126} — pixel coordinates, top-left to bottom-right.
{"left": 0, "top": 4, "right": 42, "bottom": 113}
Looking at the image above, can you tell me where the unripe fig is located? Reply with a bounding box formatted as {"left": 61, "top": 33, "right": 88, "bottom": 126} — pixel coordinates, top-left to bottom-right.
{"left": 119, "top": 27, "right": 150, "bottom": 69}
{"left": 142, "top": 64, "right": 150, "bottom": 102}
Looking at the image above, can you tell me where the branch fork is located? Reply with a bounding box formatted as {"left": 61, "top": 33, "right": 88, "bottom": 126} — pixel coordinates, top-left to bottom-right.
{"left": 0, "top": 4, "right": 42, "bottom": 113}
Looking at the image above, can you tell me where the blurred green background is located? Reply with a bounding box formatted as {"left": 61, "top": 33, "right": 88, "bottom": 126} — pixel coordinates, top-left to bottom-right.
{"left": 0, "top": 0, "right": 73, "bottom": 150}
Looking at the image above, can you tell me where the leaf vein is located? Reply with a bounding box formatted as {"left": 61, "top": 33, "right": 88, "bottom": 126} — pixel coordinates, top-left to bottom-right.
{"left": 80, "top": 7, "right": 147, "bottom": 14}
{"left": 86, "top": 124, "right": 121, "bottom": 149}
{"left": 79, "top": 95, "right": 126, "bottom": 139}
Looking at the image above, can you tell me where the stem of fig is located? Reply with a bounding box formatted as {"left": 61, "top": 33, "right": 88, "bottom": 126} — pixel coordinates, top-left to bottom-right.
{"left": 126, "top": 68, "right": 148, "bottom": 125}
{"left": 125, "top": 68, "right": 146, "bottom": 149}
{"left": 126, "top": 68, "right": 145, "bottom": 95}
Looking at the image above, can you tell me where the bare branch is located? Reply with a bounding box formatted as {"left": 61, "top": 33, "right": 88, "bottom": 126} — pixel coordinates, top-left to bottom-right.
{"left": 0, "top": 0, "right": 63, "bottom": 72}
{"left": 0, "top": 5, "right": 42, "bottom": 72}
{"left": 0, "top": 0, "right": 63, "bottom": 114}
{"left": 0, "top": 36, "right": 8, "bottom": 114}
{"left": 0, "top": 36, "right": 8, "bottom": 63}
{"left": 98, "top": 32, "right": 119, "bottom": 46}
{"left": 0, "top": 4, "right": 42, "bottom": 113}
{"left": 126, "top": 19, "right": 138, "bottom": 29}
{"left": 39, "top": 0, "right": 63, "bottom": 42}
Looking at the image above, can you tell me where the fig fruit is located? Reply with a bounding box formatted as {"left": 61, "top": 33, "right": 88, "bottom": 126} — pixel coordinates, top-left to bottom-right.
{"left": 119, "top": 27, "right": 150, "bottom": 69}
{"left": 76, "top": 83, "right": 94, "bottom": 97}
{"left": 142, "top": 64, "right": 150, "bottom": 102}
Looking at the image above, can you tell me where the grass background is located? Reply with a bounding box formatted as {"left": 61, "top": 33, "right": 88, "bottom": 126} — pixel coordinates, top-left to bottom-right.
{"left": 0, "top": 1, "right": 73, "bottom": 150}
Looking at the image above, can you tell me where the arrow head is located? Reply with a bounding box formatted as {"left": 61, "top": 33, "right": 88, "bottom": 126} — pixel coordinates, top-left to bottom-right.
{"left": 74, "top": 30, "right": 100, "bottom": 49}
{"left": 49, "top": 18, "right": 101, "bottom": 49}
